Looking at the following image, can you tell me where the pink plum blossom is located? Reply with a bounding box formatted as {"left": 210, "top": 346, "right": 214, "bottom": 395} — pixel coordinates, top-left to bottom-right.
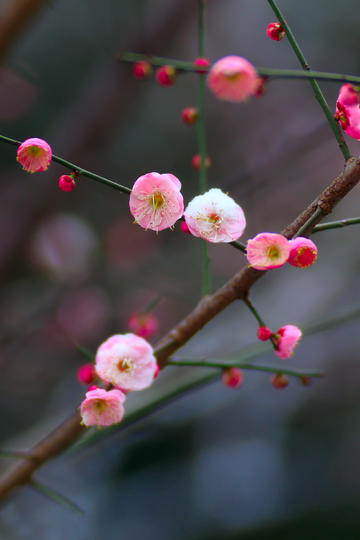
{"left": 246, "top": 232, "right": 290, "bottom": 270}
{"left": 288, "top": 237, "right": 318, "bottom": 268}
{"left": 335, "top": 84, "right": 360, "bottom": 140}
{"left": 184, "top": 188, "right": 246, "bottom": 243}
{"left": 274, "top": 324, "right": 302, "bottom": 359}
{"left": 17, "top": 137, "right": 52, "bottom": 173}
{"left": 80, "top": 387, "right": 126, "bottom": 427}
{"left": 207, "top": 56, "right": 258, "bottom": 103}
{"left": 95, "top": 333, "right": 157, "bottom": 391}
{"left": 129, "top": 172, "right": 184, "bottom": 232}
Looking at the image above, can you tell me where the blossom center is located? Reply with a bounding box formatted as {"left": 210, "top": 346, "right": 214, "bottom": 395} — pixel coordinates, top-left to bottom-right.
{"left": 150, "top": 191, "right": 166, "bottom": 210}
{"left": 223, "top": 70, "right": 242, "bottom": 81}
{"left": 267, "top": 245, "right": 280, "bottom": 260}
{"left": 117, "top": 357, "right": 135, "bottom": 375}
{"left": 208, "top": 212, "right": 222, "bottom": 226}
{"left": 28, "top": 146, "right": 43, "bottom": 157}
{"left": 94, "top": 400, "right": 107, "bottom": 413}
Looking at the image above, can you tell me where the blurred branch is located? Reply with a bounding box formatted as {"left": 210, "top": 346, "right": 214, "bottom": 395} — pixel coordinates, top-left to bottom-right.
{"left": 30, "top": 479, "right": 84, "bottom": 514}
{"left": 0, "top": 0, "right": 47, "bottom": 63}
{"left": 313, "top": 216, "right": 360, "bottom": 233}
{"left": 267, "top": 0, "right": 351, "bottom": 161}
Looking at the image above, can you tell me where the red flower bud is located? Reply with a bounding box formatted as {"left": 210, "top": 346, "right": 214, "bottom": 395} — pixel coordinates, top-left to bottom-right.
{"left": 182, "top": 107, "right": 198, "bottom": 125}
{"left": 133, "top": 61, "right": 152, "bottom": 80}
{"left": 156, "top": 65, "right": 177, "bottom": 87}
{"left": 266, "top": 22, "right": 285, "bottom": 41}
{"left": 192, "top": 154, "right": 212, "bottom": 170}
{"left": 271, "top": 373, "right": 289, "bottom": 389}
{"left": 257, "top": 326, "right": 272, "bottom": 341}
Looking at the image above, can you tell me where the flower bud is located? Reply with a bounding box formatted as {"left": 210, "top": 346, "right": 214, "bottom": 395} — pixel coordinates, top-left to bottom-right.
{"left": 133, "top": 61, "right": 152, "bottom": 80}
{"left": 266, "top": 22, "right": 285, "bottom": 41}
{"left": 271, "top": 373, "right": 289, "bottom": 389}
{"left": 59, "top": 174, "right": 76, "bottom": 192}
{"left": 182, "top": 107, "right": 198, "bottom": 125}
{"left": 128, "top": 311, "right": 159, "bottom": 339}
{"left": 222, "top": 367, "right": 244, "bottom": 389}
{"left": 288, "top": 237, "right": 318, "bottom": 268}
{"left": 192, "top": 154, "right": 212, "bottom": 170}
{"left": 257, "top": 325, "right": 272, "bottom": 341}
{"left": 194, "top": 57, "right": 211, "bottom": 73}
{"left": 77, "top": 363, "right": 96, "bottom": 385}
{"left": 180, "top": 221, "right": 190, "bottom": 234}
{"left": 156, "top": 65, "right": 176, "bottom": 87}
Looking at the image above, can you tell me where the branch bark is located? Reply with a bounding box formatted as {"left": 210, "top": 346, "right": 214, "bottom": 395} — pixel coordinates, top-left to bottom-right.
{"left": 0, "top": 157, "right": 359, "bottom": 504}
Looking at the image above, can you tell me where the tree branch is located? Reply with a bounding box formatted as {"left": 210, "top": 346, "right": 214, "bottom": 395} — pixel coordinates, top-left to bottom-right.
{"left": 0, "top": 156, "right": 359, "bottom": 504}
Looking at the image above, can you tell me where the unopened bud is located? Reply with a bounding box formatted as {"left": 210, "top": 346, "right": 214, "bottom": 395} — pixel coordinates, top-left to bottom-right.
{"left": 266, "top": 22, "right": 285, "bottom": 41}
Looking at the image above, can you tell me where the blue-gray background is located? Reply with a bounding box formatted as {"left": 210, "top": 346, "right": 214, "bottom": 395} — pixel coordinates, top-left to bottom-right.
{"left": 1, "top": 0, "right": 360, "bottom": 538}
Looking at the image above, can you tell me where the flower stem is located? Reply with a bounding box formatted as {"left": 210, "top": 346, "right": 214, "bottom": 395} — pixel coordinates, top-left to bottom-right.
{"left": 243, "top": 297, "right": 278, "bottom": 350}
{"left": 293, "top": 207, "right": 324, "bottom": 238}
{"left": 167, "top": 359, "right": 323, "bottom": 379}
{"left": 197, "top": 0, "right": 211, "bottom": 295}
{"left": 230, "top": 240, "right": 247, "bottom": 253}
{"left": 267, "top": 0, "right": 351, "bottom": 161}
{"left": 0, "top": 134, "right": 131, "bottom": 194}
{"left": 312, "top": 216, "right": 360, "bottom": 233}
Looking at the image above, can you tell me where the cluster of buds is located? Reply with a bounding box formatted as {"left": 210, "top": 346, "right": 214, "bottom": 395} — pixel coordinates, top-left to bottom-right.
{"left": 257, "top": 324, "right": 303, "bottom": 359}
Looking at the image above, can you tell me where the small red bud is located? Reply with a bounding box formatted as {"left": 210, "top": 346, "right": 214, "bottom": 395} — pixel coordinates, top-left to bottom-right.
{"left": 180, "top": 221, "right": 190, "bottom": 234}
{"left": 154, "top": 363, "right": 160, "bottom": 379}
{"left": 222, "top": 367, "right": 244, "bottom": 389}
{"left": 133, "top": 60, "right": 152, "bottom": 80}
{"left": 253, "top": 77, "right": 267, "bottom": 97}
{"left": 182, "top": 107, "right": 198, "bottom": 125}
{"left": 192, "top": 154, "right": 212, "bottom": 170}
{"left": 59, "top": 174, "right": 76, "bottom": 192}
{"left": 156, "top": 65, "right": 177, "bottom": 87}
{"left": 300, "top": 376, "right": 312, "bottom": 386}
{"left": 271, "top": 373, "right": 289, "bottom": 389}
{"left": 77, "top": 364, "right": 96, "bottom": 385}
{"left": 128, "top": 312, "right": 159, "bottom": 339}
{"left": 194, "top": 57, "right": 211, "bottom": 73}
{"left": 266, "top": 22, "right": 285, "bottom": 41}
{"left": 257, "top": 326, "right": 272, "bottom": 341}
{"left": 88, "top": 384, "right": 98, "bottom": 391}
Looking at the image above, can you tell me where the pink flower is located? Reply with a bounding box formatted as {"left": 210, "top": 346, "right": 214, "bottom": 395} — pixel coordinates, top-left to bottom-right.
{"left": 128, "top": 311, "right": 159, "bottom": 339}
{"left": 266, "top": 22, "right": 285, "bottom": 41}
{"left": 80, "top": 387, "right": 126, "bottom": 427}
{"left": 288, "top": 237, "right": 318, "bottom": 268}
{"left": 77, "top": 363, "right": 96, "bottom": 385}
{"left": 222, "top": 367, "right": 244, "bottom": 389}
{"left": 17, "top": 137, "right": 52, "bottom": 173}
{"left": 246, "top": 233, "right": 290, "bottom": 270}
{"left": 129, "top": 172, "right": 184, "bottom": 232}
{"left": 207, "top": 56, "right": 258, "bottom": 103}
{"left": 335, "top": 85, "right": 360, "bottom": 140}
{"left": 275, "top": 324, "right": 302, "bottom": 359}
{"left": 184, "top": 188, "right": 246, "bottom": 243}
{"left": 95, "top": 333, "right": 157, "bottom": 391}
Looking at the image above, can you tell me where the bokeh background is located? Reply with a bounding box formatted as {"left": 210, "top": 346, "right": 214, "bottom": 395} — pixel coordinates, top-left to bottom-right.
{"left": 1, "top": 0, "right": 360, "bottom": 538}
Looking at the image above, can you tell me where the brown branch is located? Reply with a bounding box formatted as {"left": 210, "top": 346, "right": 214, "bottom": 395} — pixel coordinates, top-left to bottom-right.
{"left": 0, "top": 0, "right": 48, "bottom": 63}
{"left": 0, "top": 156, "right": 359, "bottom": 504}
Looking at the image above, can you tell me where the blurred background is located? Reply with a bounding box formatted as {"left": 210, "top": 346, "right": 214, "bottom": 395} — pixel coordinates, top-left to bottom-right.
{"left": 1, "top": 0, "right": 360, "bottom": 538}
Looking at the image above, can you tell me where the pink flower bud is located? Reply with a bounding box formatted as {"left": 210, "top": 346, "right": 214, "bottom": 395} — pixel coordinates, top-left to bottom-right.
{"left": 77, "top": 363, "right": 96, "bottom": 385}
{"left": 182, "top": 107, "right": 198, "bottom": 125}
{"left": 192, "top": 154, "right": 212, "bottom": 170}
{"left": 271, "top": 373, "right": 289, "bottom": 389}
{"left": 257, "top": 326, "right": 272, "bottom": 341}
{"left": 180, "top": 221, "right": 190, "bottom": 234}
{"left": 154, "top": 363, "right": 161, "bottom": 379}
{"left": 288, "top": 237, "right": 318, "bottom": 268}
{"left": 58, "top": 174, "right": 76, "bottom": 192}
{"left": 156, "top": 65, "right": 176, "bottom": 87}
{"left": 207, "top": 56, "right": 258, "bottom": 103}
{"left": 222, "top": 367, "right": 244, "bottom": 389}
{"left": 194, "top": 57, "right": 211, "bottom": 73}
{"left": 274, "top": 324, "right": 302, "bottom": 359}
{"left": 338, "top": 83, "right": 359, "bottom": 107}
{"left": 335, "top": 85, "right": 360, "bottom": 140}
{"left": 133, "top": 61, "right": 152, "bottom": 80}
{"left": 17, "top": 137, "right": 52, "bottom": 173}
{"left": 266, "top": 22, "right": 285, "bottom": 41}
{"left": 88, "top": 385, "right": 98, "bottom": 391}
{"left": 128, "top": 311, "right": 159, "bottom": 339}
{"left": 253, "top": 77, "right": 267, "bottom": 97}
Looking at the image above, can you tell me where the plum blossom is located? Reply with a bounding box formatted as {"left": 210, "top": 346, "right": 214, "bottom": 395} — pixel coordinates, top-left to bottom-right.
{"left": 129, "top": 172, "right": 184, "bottom": 232}
{"left": 222, "top": 367, "right": 244, "bottom": 389}
{"left": 335, "top": 84, "right": 360, "bottom": 140}
{"left": 207, "top": 56, "right": 258, "bottom": 103}
{"left": 288, "top": 237, "right": 318, "bottom": 268}
{"left": 80, "top": 387, "right": 126, "bottom": 427}
{"left": 184, "top": 188, "right": 246, "bottom": 243}
{"left": 17, "top": 137, "right": 52, "bottom": 173}
{"left": 95, "top": 333, "right": 157, "bottom": 391}
{"left": 274, "top": 324, "right": 302, "bottom": 359}
{"left": 246, "top": 232, "right": 290, "bottom": 270}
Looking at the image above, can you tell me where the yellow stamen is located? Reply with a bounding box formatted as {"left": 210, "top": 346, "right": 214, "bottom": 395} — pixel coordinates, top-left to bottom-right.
{"left": 267, "top": 245, "right": 280, "bottom": 260}
{"left": 151, "top": 192, "right": 165, "bottom": 210}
